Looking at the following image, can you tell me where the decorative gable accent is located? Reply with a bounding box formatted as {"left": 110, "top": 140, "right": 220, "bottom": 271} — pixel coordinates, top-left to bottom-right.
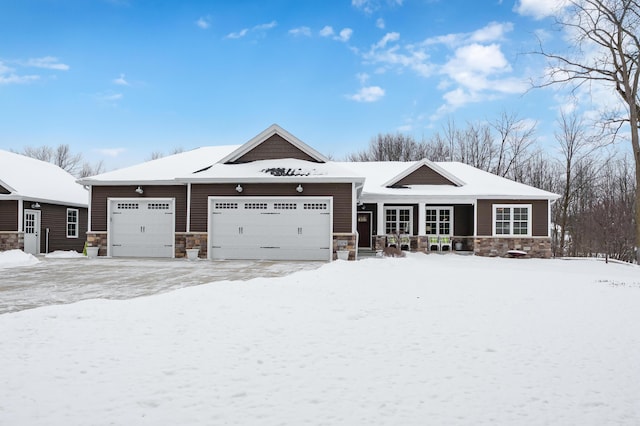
{"left": 0, "top": 179, "right": 14, "bottom": 194}
{"left": 220, "top": 124, "right": 328, "bottom": 164}
{"left": 383, "top": 159, "right": 465, "bottom": 187}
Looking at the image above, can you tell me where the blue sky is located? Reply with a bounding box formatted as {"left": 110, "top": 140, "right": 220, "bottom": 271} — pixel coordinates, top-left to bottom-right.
{"left": 0, "top": 0, "right": 585, "bottom": 170}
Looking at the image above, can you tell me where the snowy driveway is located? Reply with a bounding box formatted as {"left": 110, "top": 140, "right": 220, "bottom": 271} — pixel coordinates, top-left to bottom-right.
{"left": 0, "top": 257, "right": 322, "bottom": 314}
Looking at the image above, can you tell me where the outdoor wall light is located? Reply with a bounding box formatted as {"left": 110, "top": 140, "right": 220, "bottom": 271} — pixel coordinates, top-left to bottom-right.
{"left": 235, "top": 184, "right": 243, "bottom": 193}
{"left": 31, "top": 202, "right": 41, "bottom": 209}
{"left": 296, "top": 184, "right": 304, "bottom": 193}
{"left": 135, "top": 186, "right": 144, "bottom": 194}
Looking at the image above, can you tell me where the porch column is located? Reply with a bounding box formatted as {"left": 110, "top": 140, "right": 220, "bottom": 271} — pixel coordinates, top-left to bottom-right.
{"left": 418, "top": 202, "right": 426, "bottom": 235}
{"left": 377, "top": 202, "right": 385, "bottom": 236}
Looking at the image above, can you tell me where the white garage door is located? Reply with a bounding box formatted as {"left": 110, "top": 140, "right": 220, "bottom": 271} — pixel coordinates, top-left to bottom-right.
{"left": 209, "top": 197, "right": 332, "bottom": 261}
{"left": 109, "top": 199, "right": 175, "bottom": 258}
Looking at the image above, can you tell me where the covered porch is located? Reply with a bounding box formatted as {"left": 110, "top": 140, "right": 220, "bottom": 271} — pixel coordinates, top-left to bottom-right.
{"left": 355, "top": 202, "right": 475, "bottom": 253}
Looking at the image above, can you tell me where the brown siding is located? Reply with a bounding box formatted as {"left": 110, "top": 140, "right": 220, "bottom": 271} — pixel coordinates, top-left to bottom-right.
{"left": 0, "top": 184, "right": 10, "bottom": 194}
{"left": 27, "top": 202, "right": 88, "bottom": 253}
{"left": 453, "top": 204, "right": 474, "bottom": 236}
{"left": 0, "top": 200, "right": 18, "bottom": 231}
{"left": 395, "top": 165, "right": 456, "bottom": 186}
{"left": 477, "top": 199, "right": 548, "bottom": 237}
{"left": 91, "top": 185, "right": 187, "bottom": 232}
{"left": 190, "top": 183, "right": 352, "bottom": 233}
{"left": 231, "top": 134, "right": 320, "bottom": 163}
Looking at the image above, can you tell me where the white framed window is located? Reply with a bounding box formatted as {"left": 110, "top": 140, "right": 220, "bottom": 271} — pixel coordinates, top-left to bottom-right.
{"left": 493, "top": 204, "right": 531, "bottom": 237}
{"left": 67, "top": 208, "right": 79, "bottom": 238}
{"left": 384, "top": 206, "right": 413, "bottom": 235}
{"left": 425, "top": 207, "right": 453, "bottom": 235}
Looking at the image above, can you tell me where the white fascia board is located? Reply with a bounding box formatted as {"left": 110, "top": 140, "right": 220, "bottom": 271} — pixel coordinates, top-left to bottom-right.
{"left": 0, "top": 178, "right": 16, "bottom": 193}
{"left": 0, "top": 194, "right": 88, "bottom": 208}
{"left": 217, "top": 124, "right": 329, "bottom": 164}
{"left": 359, "top": 193, "right": 477, "bottom": 205}
{"left": 381, "top": 159, "right": 466, "bottom": 188}
{"left": 475, "top": 194, "right": 559, "bottom": 201}
{"left": 179, "top": 176, "right": 365, "bottom": 184}
{"left": 77, "top": 180, "right": 182, "bottom": 186}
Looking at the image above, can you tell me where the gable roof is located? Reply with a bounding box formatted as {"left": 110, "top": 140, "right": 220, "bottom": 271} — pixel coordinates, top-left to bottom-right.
{"left": 382, "top": 159, "right": 465, "bottom": 187}
{"left": 78, "top": 145, "right": 239, "bottom": 185}
{"left": 0, "top": 150, "right": 88, "bottom": 207}
{"left": 218, "top": 124, "right": 329, "bottom": 164}
{"left": 339, "top": 161, "right": 559, "bottom": 201}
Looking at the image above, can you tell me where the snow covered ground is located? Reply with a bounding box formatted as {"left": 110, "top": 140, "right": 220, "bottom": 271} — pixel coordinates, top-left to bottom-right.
{"left": 1, "top": 253, "right": 639, "bottom": 425}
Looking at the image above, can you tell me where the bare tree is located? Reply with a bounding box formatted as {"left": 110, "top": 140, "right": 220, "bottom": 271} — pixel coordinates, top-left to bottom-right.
{"left": 490, "top": 111, "right": 537, "bottom": 180}
{"left": 18, "top": 144, "right": 84, "bottom": 176}
{"left": 346, "top": 133, "right": 428, "bottom": 161}
{"left": 533, "top": 0, "right": 640, "bottom": 262}
{"left": 78, "top": 160, "right": 105, "bottom": 178}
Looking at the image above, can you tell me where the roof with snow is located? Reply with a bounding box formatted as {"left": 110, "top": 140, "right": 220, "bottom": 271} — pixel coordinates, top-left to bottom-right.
{"left": 78, "top": 145, "right": 240, "bottom": 185}
{"left": 181, "top": 158, "right": 364, "bottom": 183}
{"left": 339, "top": 161, "right": 559, "bottom": 201}
{"left": 0, "top": 150, "right": 88, "bottom": 207}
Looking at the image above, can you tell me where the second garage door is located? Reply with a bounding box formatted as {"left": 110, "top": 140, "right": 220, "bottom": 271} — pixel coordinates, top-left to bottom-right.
{"left": 209, "top": 197, "right": 332, "bottom": 261}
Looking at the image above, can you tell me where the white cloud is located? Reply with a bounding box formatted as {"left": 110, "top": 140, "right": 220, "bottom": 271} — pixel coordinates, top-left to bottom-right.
{"left": 96, "top": 92, "right": 123, "bottom": 102}
{"left": 348, "top": 86, "right": 385, "bottom": 102}
{"left": 113, "top": 73, "right": 129, "bottom": 86}
{"left": 319, "top": 26, "right": 334, "bottom": 37}
{"left": 196, "top": 16, "right": 211, "bottom": 29}
{"left": 335, "top": 28, "right": 353, "bottom": 42}
{"left": 469, "top": 21, "right": 513, "bottom": 43}
{"left": 0, "top": 74, "right": 40, "bottom": 85}
{"left": 96, "top": 148, "right": 126, "bottom": 157}
{"left": 254, "top": 21, "right": 277, "bottom": 31}
{"left": 356, "top": 72, "right": 370, "bottom": 84}
{"left": 376, "top": 18, "right": 385, "bottom": 29}
{"left": 225, "top": 21, "right": 277, "bottom": 40}
{"left": 364, "top": 34, "right": 433, "bottom": 77}
{"left": 24, "top": 56, "right": 69, "bottom": 71}
{"left": 352, "top": 0, "right": 376, "bottom": 14}
{"left": 225, "top": 28, "right": 249, "bottom": 39}
{"left": 374, "top": 32, "right": 400, "bottom": 49}
{"left": 289, "top": 26, "right": 312, "bottom": 37}
{"left": 514, "top": 0, "right": 569, "bottom": 19}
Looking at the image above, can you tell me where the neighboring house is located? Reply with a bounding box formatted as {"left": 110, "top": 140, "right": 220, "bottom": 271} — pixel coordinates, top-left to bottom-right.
{"left": 78, "top": 124, "right": 559, "bottom": 261}
{"left": 0, "top": 150, "right": 88, "bottom": 254}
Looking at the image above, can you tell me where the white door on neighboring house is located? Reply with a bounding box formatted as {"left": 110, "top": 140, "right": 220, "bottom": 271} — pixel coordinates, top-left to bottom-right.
{"left": 24, "top": 209, "right": 41, "bottom": 255}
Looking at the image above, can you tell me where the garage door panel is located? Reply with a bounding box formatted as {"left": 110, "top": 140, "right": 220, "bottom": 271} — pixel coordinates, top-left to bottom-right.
{"left": 110, "top": 199, "right": 175, "bottom": 258}
{"left": 210, "top": 197, "right": 331, "bottom": 261}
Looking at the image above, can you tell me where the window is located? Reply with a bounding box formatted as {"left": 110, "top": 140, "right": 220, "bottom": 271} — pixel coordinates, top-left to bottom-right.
{"left": 425, "top": 207, "right": 453, "bottom": 235}
{"left": 384, "top": 207, "right": 412, "bottom": 235}
{"left": 67, "top": 208, "right": 78, "bottom": 238}
{"left": 493, "top": 204, "right": 531, "bottom": 237}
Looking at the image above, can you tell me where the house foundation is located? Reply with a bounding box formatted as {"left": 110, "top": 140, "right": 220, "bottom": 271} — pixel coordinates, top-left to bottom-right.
{"left": 0, "top": 232, "right": 23, "bottom": 251}
{"left": 474, "top": 237, "right": 551, "bottom": 258}
{"left": 86, "top": 232, "right": 108, "bottom": 256}
{"left": 175, "top": 232, "right": 207, "bottom": 259}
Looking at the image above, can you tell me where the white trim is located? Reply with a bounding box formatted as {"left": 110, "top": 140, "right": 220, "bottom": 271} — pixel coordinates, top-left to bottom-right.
{"left": 66, "top": 208, "right": 79, "bottom": 238}
{"left": 0, "top": 178, "right": 16, "bottom": 193}
{"left": 492, "top": 203, "right": 532, "bottom": 237}
{"left": 186, "top": 183, "right": 192, "bottom": 233}
{"left": 382, "top": 159, "right": 466, "bottom": 188}
{"left": 17, "top": 198, "right": 23, "bottom": 233}
{"left": 217, "top": 124, "right": 329, "bottom": 164}
{"left": 418, "top": 202, "right": 426, "bottom": 235}
{"left": 376, "top": 202, "right": 384, "bottom": 237}
{"left": 351, "top": 182, "right": 357, "bottom": 234}
{"left": 473, "top": 201, "right": 478, "bottom": 238}
{"left": 87, "top": 186, "right": 92, "bottom": 233}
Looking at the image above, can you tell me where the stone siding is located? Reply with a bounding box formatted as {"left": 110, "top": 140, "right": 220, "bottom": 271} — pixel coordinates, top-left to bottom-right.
{"left": 86, "top": 232, "right": 108, "bottom": 256}
{"left": 333, "top": 233, "right": 357, "bottom": 260}
{"left": 0, "top": 232, "right": 23, "bottom": 251}
{"left": 175, "top": 232, "right": 208, "bottom": 259}
{"left": 473, "top": 237, "right": 551, "bottom": 258}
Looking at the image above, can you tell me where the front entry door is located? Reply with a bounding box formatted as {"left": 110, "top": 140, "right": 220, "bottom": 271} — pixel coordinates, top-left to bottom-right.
{"left": 357, "top": 212, "right": 372, "bottom": 248}
{"left": 24, "top": 209, "right": 41, "bottom": 255}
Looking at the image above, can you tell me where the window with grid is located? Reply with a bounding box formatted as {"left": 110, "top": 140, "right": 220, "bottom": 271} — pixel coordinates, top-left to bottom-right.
{"left": 67, "top": 208, "right": 78, "bottom": 238}
{"left": 425, "top": 207, "right": 452, "bottom": 235}
{"left": 385, "top": 207, "right": 412, "bottom": 235}
{"left": 493, "top": 204, "right": 531, "bottom": 236}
